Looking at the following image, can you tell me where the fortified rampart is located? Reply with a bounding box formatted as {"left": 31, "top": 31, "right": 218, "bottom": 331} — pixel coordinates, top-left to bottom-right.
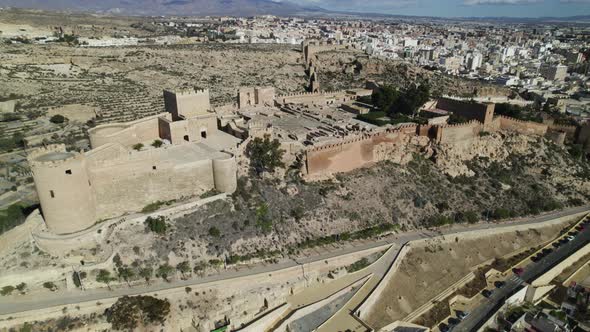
{"left": 496, "top": 115, "right": 548, "bottom": 136}
{"left": 304, "top": 96, "right": 589, "bottom": 177}
{"left": 277, "top": 90, "right": 356, "bottom": 106}
{"left": 88, "top": 113, "right": 169, "bottom": 149}
{"left": 305, "top": 125, "right": 418, "bottom": 175}
{"left": 28, "top": 89, "right": 238, "bottom": 235}
{"left": 27, "top": 144, "right": 97, "bottom": 235}
{"left": 436, "top": 98, "right": 494, "bottom": 126}
{"left": 435, "top": 120, "right": 483, "bottom": 144}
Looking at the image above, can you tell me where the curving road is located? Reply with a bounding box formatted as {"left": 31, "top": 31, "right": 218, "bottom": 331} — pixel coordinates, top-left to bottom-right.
{"left": 453, "top": 212, "right": 590, "bottom": 332}
{"left": 0, "top": 205, "right": 588, "bottom": 322}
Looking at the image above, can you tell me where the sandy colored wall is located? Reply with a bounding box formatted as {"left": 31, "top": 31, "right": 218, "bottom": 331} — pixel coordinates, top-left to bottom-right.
{"left": 498, "top": 116, "right": 548, "bottom": 136}
{"left": 90, "top": 158, "right": 214, "bottom": 220}
{"left": 29, "top": 146, "right": 96, "bottom": 235}
{"left": 548, "top": 124, "right": 578, "bottom": 141}
{"left": 305, "top": 131, "right": 406, "bottom": 175}
{"left": 437, "top": 121, "right": 482, "bottom": 144}
{"left": 436, "top": 98, "right": 494, "bottom": 125}
{"left": 89, "top": 114, "right": 165, "bottom": 149}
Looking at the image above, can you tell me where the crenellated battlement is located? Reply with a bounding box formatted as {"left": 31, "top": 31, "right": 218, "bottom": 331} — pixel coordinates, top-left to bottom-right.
{"left": 495, "top": 115, "right": 546, "bottom": 127}
{"left": 277, "top": 89, "right": 349, "bottom": 98}
{"left": 306, "top": 126, "right": 410, "bottom": 153}
{"left": 172, "top": 88, "right": 209, "bottom": 97}
{"left": 437, "top": 119, "right": 482, "bottom": 129}
{"left": 548, "top": 123, "right": 577, "bottom": 132}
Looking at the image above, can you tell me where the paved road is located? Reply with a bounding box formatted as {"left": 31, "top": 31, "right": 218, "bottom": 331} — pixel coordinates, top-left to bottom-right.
{"left": 0, "top": 205, "right": 588, "bottom": 319}
{"left": 453, "top": 213, "right": 590, "bottom": 332}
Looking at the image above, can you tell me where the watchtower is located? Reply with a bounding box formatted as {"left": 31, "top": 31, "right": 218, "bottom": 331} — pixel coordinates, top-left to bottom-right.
{"left": 27, "top": 144, "right": 96, "bottom": 234}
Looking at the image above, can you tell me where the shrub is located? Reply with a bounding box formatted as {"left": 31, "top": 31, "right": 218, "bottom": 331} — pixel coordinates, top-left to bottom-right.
{"left": 145, "top": 216, "right": 167, "bottom": 234}
{"left": 208, "top": 226, "right": 221, "bottom": 237}
{"left": 151, "top": 140, "right": 163, "bottom": 148}
{"left": 132, "top": 143, "right": 144, "bottom": 151}
{"left": 49, "top": 114, "right": 67, "bottom": 124}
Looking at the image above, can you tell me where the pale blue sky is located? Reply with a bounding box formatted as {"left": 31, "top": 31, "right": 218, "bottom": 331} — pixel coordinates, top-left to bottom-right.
{"left": 295, "top": 0, "right": 590, "bottom": 17}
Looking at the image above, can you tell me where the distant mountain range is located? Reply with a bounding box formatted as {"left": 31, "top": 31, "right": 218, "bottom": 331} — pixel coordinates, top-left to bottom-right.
{"left": 0, "top": 0, "right": 589, "bottom": 22}
{"left": 0, "top": 0, "right": 327, "bottom": 16}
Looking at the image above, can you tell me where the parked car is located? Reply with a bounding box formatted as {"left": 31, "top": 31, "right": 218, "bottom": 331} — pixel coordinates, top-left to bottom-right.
{"left": 482, "top": 289, "right": 493, "bottom": 298}
{"left": 567, "top": 236, "right": 575, "bottom": 241}
{"left": 512, "top": 267, "right": 524, "bottom": 275}
{"left": 439, "top": 323, "right": 450, "bottom": 332}
{"left": 448, "top": 317, "right": 461, "bottom": 325}
{"left": 542, "top": 248, "right": 553, "bottom": 255}
{"left": 559, "top": 238, "right": 569, "bottom": 244}
{"left": 569, "top": 231, "right": 578, "bottom": 236}
{"left": 552, "top": 242, "right": 561, "bottom": 248}
{"left": 494, "top": 281, "right": 506, "bottom": 288}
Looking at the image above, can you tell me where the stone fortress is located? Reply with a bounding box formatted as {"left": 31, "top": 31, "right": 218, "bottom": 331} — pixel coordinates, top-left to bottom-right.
{"left": 28, "top": 88, "right": 239, "bottom": 235}
{"left": 26, "top": 78, "right": 590, "bottom": 236}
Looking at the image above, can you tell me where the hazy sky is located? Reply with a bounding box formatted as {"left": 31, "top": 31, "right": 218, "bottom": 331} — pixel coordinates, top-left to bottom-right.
{"left": 293, "top": 0, "right": 590, "bottom": 17}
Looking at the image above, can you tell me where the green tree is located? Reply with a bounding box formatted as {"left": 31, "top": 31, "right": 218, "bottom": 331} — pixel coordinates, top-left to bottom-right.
{"left": 15, "top": 282, "right": 27, "bottom": 294}
{"left": 151, "top": 139, "right": 163, "bottom": 148}
{"left": 96, "top": 269, "right": 115, "bottom": 290}
{"left": 245, "top": 135, "right": 285, "bottom": 175}
{"left": 49, "top": 114, "right": 67, "bottom": 124}
{"left": 132, "top": 143, "right": 144, "bottom": 151}
{"left": 176, "top": 261, "right": 191, "bottom": 278}
{"left": 106, "top": 295, "right": 170, "bottom": 330}
{"left": 208, "top": 226, "right": 221, "bottom": 237}
{"left": 0, "top": 285, "right": 14, "bottom": 296}
{"left": 157, "top": 264, "right": 174, "bottom": 282}
{"left": 144, "top": 216, "right": 167, "bottom": 234}
{"left": 139, "top": 266, "right": 153, "bottom": 285}
{"left": 391, "top": 83, "right": 430, "bottom": 116}
{"left": 372, "top": 85, "right": 399, "bottom": 113}
{"left": 43, "top": 281, "right": 57, "bottom": 291}
{"left": 117, "top": 267, "right": 135, "bottom": 286}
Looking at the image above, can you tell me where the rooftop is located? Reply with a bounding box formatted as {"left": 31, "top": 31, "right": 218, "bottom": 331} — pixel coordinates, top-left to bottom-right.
{"left": 35, "top": 151, "right": 75, "bottom": 162}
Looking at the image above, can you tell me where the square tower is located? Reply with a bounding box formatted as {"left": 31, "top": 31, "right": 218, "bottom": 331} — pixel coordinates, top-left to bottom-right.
{"left": 164, "top": 88, "right": 211, "bottom": 120}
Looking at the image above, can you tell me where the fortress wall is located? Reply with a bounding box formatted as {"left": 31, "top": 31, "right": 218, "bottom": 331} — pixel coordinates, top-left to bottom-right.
{"left": 213, "top": 155, "right": 237, "bottom": 193}
{"left": 28, "top": 146, "right": 97, "bottom": 235}
{"left": 437, "top": 121, "right": 482, "bottom": 144}
{"left": 84, "top": 143, "right": 128, "bottom": 164}
{"left": 305, "top": 131, "right": 406, "bottom": 175}
{"left": 498, "top": 115, "right": 548, "bottom": 136}
{"left": 548, "top": 124, "right": 578, "bottom": 141}
{"left": 89, "top": 115, "right": 164, "bottom": 149}
{"left": 90, "top": 158, "right": 214, "bottom": 220}
{"left": 436, "top": 98, "right": 494, "bottom": 125}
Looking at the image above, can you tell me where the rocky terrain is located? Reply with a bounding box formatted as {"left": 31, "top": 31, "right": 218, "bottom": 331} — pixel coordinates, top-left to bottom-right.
{"left": 115, "top": 132, "right": 590, "bottom": 267}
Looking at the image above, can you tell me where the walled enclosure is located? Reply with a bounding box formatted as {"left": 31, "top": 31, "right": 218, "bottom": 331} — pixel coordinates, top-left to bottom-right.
{"left": 304, "top": 97, "right": 586, "bottom": 177}
{"left": 29, "top": 88, "right": 238, "bottom": 235}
